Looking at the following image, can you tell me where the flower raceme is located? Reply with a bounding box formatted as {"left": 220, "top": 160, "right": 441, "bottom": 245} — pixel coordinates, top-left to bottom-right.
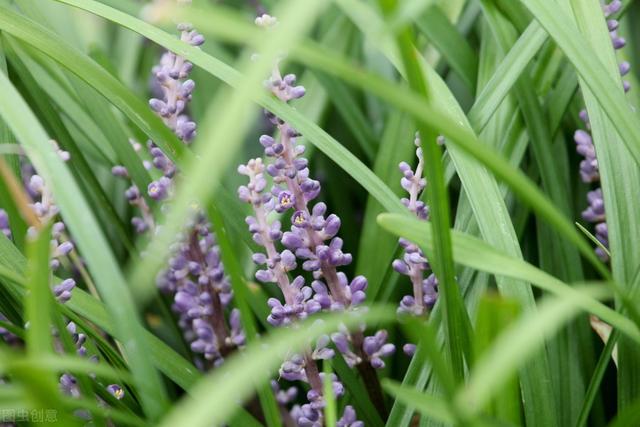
{"left": 112, "top": 23, "right": 244, "bottom": 368}
{"left": 236, "top": 13, "right": 395, "bottom": 426}
{"left": 573, "top": 0, "right": 628, "bottom": 262}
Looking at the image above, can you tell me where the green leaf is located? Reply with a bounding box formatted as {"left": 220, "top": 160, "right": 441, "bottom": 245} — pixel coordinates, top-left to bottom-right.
{"left": 382, "top": 379, "right": 455, "bottom": 425}
{"left": 414, "top": 4, "right": 478, "bottom": 92}
{"left": 467, "top": 22, "right": 547, "bottom": 132}
{"left": 567, "top": 0, "right": 640, "bottom": 410}
{"left": 24, "top": 223, "right": 53, "bottom": 356}
{"left": 474, "top": 294, "right": 521, "bottom": 425}
{"left": 323, "top": 360, "right": 338, "bottom": 427}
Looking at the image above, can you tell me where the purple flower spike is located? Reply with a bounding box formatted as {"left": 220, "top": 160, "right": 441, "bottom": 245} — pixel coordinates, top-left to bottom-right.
{"left": 135, "top": 22, "right": 246, "bottom": 370}
{"left": 573, "top": 0, "right": 628, "bottom": 262}
{"left": 238, "top": 12, "right": 397, "bottom": 421}
{"left": 393, "top": 134, "right": 438, "bottom": 317}
{"left": 394, "top": 134, "right": 443, "bottom": 355}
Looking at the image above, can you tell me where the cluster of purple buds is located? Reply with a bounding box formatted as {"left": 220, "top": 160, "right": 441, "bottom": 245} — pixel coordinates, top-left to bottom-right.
{"left": 112, "top": 24, "right": 243, "bottom": 369}
{"left": 116, "top": 23, "right": 206, "bottom": 232}
{"left": 573, "top": 0, "right": 628, "bottom": 262}
{"left": 59, "top": 322, "right": 85, "bottom": 398}
{"left": 238, "top": 158, "right": 321, "bottom": 326}
{"left": 157, "top": 218, "right": 244, "bottom": 366}
{"left": 19, "top": 150, "right": 77, "bottom": 303}
{"left": 149, "top": 23, "right": 202, "bottom": 143}
{"left": 392, "top": 134, "right": 438, "bottom": 321}
{"left": 59, "top": 322, "right": 124, "bottom": 401}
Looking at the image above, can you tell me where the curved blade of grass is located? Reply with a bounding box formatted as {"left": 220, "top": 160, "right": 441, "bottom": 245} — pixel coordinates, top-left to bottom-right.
{"left": 377, "top": 213, "right": 640, "bottom": 343}
{"left": 0, "top": 65, "right": 168, "bottom": 419}
{"left": 338, "top": 2, "right": 565, "bottom": 424}
{"left": 480, "top": 7, "right": 587, "bottom": 423}
{"left": 24, "top": 223, "right": 53, "bottom": 356}
{"left": 13, "top": 223, "right": 76, "bottom": 425}
{"left": 568, "top": 0, "right": 640, "bottom": 409}
{"left": 156, "top": 306, "right": 396, "bottom": 427}
{"left": 474, "top": 294, "right": 522, "bottom": 425}
{"left": 467, "top": 21, "right": 547, "bottom": 132}
{"left": 0, "top": 38, "right": 26, "bottom": 250}
{"left": 323, "top": 361, "right": 338, "bottom": 427}
{"left": 414, "top": 4, "right": 478, "bottom": 92}
{"left": 576, "top": 329, "right": 618, "bottom": 427}
{"left": 4, "top": 354, "right": 134, "bottom": 384}
{"left": 382, "top": 380, "right": 454, "bottom": 425}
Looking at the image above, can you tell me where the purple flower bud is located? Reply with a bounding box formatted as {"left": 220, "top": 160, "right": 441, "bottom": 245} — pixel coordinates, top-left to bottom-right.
{"left": 259, "top": 135, "right": 275, "bottom": 148}
{"left": 403, "top": 343, "right": 417, "bottom": 356}
{"left": 125, "top": 185, "right": 140, "bottom": 201}
{"left": 111, "top": 165, "right": 129, "bottom": 178}
{"left": 612, "top": 34, "right": 626, "bottom": 49}
{"left": 55, "top": 241, "right": 74, "bottom": 257}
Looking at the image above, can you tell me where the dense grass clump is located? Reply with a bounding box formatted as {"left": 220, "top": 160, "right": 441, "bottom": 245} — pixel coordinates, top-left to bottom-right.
{"left": 0, "top": 0, "right": 638, "bottom": 426}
